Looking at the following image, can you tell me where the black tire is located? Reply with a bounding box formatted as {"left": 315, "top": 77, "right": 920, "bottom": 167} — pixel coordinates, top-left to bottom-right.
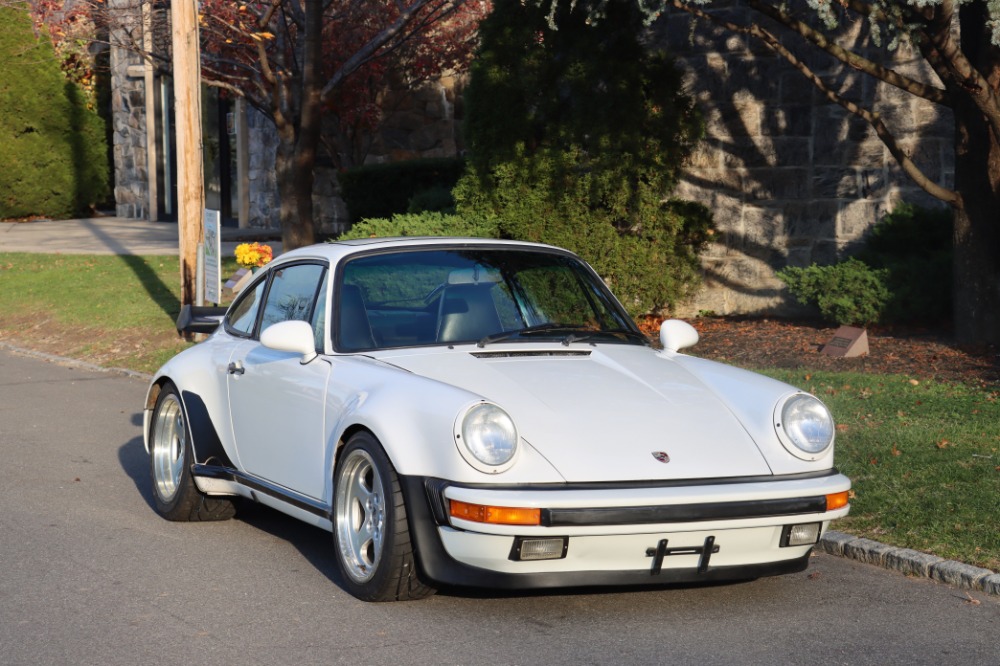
{"left": 332, "top": 432, "right": 435, "bottom": 601}
{"left": 149, "top": 382, "right": 236, "bottom": 522}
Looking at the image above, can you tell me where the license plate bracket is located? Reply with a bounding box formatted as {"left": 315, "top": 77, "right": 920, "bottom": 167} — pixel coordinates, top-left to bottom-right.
{"left": 645, "top": 536, "right": 719, "bottom": 575}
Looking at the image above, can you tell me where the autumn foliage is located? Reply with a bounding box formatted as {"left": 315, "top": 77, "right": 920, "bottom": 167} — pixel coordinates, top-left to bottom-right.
{"left": 197, "top": 0, "right": 486, "bottom": 169}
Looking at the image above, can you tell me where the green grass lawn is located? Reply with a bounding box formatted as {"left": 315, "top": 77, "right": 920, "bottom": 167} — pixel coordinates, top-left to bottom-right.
{"left": 0, "top": 253, "right": 237, "bottom": 373}
{"left": 765, "top": 370, "right": 1000, "bottom": 571}
{"left": 1, "top": 253, "right": 998, "bottom": 570}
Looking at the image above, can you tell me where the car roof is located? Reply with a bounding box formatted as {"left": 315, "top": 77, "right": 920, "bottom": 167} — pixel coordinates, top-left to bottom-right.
{"left": 272, "top": 237, "right": 569, "bottom": 266}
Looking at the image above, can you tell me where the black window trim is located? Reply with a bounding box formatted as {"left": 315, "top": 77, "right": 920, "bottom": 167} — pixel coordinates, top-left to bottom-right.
{"left": 223, "top": 259, "right": 330, "bottom": 342}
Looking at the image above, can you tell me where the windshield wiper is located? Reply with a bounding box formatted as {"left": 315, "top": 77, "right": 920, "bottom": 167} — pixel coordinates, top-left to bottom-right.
{"left": 561, "top": 328, "right": 649, "bottom": 346}
{"left": 477, "top": 324, "right": 588, "bottom": 348}
{"left": 478, "top": 324, "right": 647, "bottom": 348}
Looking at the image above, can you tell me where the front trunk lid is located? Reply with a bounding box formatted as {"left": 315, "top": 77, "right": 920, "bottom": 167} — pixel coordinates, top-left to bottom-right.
{"left": 379, "top": 346, "right": 772, "bottom": 483}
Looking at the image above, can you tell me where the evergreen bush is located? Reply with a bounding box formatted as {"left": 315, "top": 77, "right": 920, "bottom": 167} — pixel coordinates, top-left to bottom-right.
{"left": 339, "top": 158, "right": 465, "bottom": 223}
{"left": 0, "top": 6, "right": 109, "bottom": 218}
{"left": 777, "top": 258, "right": 890, "bottom": 326}
{"left": 454, "top": 0, "right": 712, "bottom": 317}
{"left": 335, "top": 211, "right": 497, "bottom": 241}
{"left": 858, "top": 203, "right": 952, "bottom": 324}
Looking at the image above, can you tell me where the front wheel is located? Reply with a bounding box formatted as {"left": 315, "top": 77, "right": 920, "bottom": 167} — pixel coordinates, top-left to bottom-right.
{"left": 149, "top": 382, "right": 235, "bottom": 522}
{"left": 332, "top": 432, "right": 435, "bottom": 601}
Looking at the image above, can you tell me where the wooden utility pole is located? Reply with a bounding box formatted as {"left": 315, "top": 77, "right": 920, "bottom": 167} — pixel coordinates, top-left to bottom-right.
{"left": 170, "top": 0, "right": 204, "bottom": 310}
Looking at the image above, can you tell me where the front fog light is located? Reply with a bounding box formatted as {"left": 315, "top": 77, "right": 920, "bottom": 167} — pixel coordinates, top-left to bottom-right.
{"left": 509, "top": 536, "right": 568, "bottom": 561}
{"left": 781, "top": 523, "right": 821, "bottom": 547}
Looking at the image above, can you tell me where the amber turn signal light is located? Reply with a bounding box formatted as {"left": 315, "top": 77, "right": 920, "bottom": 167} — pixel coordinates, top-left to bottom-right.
{"left": 826, "top": 491, "right": 850, "bottom": 511}
{"left": 450, "top": 500, "right": 541, "bottom": 526}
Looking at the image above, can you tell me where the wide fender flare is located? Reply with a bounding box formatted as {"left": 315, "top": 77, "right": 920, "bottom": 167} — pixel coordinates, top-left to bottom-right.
{"left": 143, "top": 339, "right": 235, "bottom": 467}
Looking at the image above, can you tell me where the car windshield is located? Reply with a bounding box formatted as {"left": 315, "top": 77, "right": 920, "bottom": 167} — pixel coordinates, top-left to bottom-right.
{"left": 336, "top": 247, "right": 645, "bottom": 352}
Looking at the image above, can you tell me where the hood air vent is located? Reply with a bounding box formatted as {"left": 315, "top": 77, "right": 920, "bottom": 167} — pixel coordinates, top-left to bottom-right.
{"left": 471, "top": 350, "right": 592, "bottom": 359}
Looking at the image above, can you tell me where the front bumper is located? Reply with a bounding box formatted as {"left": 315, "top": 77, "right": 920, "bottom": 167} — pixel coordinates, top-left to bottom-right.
{"left": 399, "top": 471, "right": 850, "bottom": 589}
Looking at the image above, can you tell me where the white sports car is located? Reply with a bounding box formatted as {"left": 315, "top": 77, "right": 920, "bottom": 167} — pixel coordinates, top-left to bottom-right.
{"left": 145, "top": 237, "right": 851, "bottom": 601}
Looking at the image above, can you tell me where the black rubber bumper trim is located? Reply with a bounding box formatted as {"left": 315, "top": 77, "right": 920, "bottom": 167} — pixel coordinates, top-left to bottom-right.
{"left": 543, "top": 496, "right": 828, "bottom": 527}
{"left": 399, "top": 475, "right": 813, "bottom": 590}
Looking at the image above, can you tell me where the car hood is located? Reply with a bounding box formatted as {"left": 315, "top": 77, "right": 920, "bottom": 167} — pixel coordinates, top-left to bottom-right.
{"left": 377, "top": 345, "right": 773, "bottom": 482}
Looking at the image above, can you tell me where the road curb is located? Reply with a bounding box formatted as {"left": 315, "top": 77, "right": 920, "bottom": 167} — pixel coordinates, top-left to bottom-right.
{"left": 0, "top": 342, "right": 152, "bottom": 382}
{"left": 821, "top": 530, "right": 1000, "bottom": 596}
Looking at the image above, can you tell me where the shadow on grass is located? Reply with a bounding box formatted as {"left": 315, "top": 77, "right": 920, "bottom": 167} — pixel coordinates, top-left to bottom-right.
{"left": 73, "top": 218, "right": 181, "bottom": 322}
{"left": 118, "top": 254, "right": 182, "bottom": 323}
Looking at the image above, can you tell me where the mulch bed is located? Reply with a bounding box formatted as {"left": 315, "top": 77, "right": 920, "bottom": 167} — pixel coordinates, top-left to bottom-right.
{"left": 646, "top": 316, "right": 1000, "bottom": 387}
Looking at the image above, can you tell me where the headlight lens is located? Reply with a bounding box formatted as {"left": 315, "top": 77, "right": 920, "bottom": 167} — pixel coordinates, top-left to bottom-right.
{"left": 458, "top": 403, "right": 518, "bottom": 472}
{"left": 777, "top": 393, "right": 834, "bottom": 459}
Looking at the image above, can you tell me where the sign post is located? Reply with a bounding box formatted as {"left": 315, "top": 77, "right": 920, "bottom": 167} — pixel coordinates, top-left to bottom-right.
{"left": 204, "top": 209, "right": 221, "bottom": 304}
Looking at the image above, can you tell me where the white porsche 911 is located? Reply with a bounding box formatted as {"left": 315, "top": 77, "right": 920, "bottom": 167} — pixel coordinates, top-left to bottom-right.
{"left": 145, "top": 237, "right": 850, "bottom": 601}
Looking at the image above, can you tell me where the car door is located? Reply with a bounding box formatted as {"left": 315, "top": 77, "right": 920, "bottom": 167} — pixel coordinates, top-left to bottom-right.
{"left": 226, "top": 262, "right": 332, "bottom": 499}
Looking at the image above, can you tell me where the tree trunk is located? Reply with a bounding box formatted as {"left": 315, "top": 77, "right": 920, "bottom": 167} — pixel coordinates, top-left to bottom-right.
{"left": 276, "top": 132, "right": 316, "bottom": 251}
{"left": 273, "top": 0, "right": 323, "bottom": 253}
{"left": 952, "top": 6, "right": 1000, "bottom": 345}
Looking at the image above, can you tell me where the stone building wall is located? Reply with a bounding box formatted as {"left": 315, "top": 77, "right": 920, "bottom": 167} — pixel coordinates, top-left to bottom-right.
{"left": 658, "top": 9, "right": 953, "bottom": 317}
{"left": 245, "top": 107, "right": 280, "bottom": 230}
{"left": 108, "top": 0, "right": 149, "bottom": 220}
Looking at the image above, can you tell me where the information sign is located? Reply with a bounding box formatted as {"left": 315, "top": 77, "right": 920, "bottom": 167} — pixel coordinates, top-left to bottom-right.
{"left": 204, "top": 209, "right": 221, "bottom": 304}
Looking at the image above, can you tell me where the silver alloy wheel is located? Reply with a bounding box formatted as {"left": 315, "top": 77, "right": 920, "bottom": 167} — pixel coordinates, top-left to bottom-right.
{"left": 335, "top": 448, "right": 386, "bottom": 584}
{"left": 151, "top": 393, "right": 186, "bottom": 503}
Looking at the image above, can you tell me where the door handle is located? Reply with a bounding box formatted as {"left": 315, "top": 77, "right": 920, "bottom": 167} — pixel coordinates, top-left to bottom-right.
{"left": 227, "top": 361, "right": 245, "bottom": 375}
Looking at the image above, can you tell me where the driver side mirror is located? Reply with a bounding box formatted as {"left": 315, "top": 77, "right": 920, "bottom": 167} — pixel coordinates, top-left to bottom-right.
{"left": 260, "top": 320, "right": 318, "bottom": 364}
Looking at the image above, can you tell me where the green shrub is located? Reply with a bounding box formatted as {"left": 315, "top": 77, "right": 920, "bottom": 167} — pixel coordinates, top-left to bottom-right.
{"left": 453, "top": 147, "right": 714, "bottom": 316}
{"left": 339, "top": 158, "right": 465, "bottom": 223}
{"left": 335, "top": 211, "right": 498, "bottom": 241}
{"left": 455, "top": 0, "right": 711, "bottom": 317}
{"left": 777, "top": 258, "right": 890, "bottom": 326}
{"left": 407, "top": 186, "right": 455, "bottom": 214}
{"left": 0, "top": 6, "right": 110, "bottom": 218}
{"left": 857, "top": 203, "right": 952, "bottom": 324}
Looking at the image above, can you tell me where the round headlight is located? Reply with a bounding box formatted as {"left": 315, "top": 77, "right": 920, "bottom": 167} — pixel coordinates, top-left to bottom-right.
{"left": 456, "top": 403, "right": 518, "bottom": 473}
{"left": 775, "top": 393, "right": 834, "bottom": 460}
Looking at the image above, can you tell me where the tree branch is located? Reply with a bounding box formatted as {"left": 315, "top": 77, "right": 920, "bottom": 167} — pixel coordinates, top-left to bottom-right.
{"left": 746, "top": 0, "right": 951, "bottom": 106}
{"left": 923, "top": 0, "right": 1000, "bottom": 143}
{"left": 319, "top": 0, "right": 459, "bottom": 101}
{"left": 670, "top": 0, "right": 960, "bottom": 205}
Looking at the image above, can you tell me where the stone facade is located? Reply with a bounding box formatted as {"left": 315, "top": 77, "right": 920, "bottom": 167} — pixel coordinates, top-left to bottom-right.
{"left": 245, "top": 107, "right": 280, "bottom": 230}
{"left": 108, "top": 0, "right": 148, "bottom": 220}
{"left": 658, "top": 10, "right": 953, "bottom": 317}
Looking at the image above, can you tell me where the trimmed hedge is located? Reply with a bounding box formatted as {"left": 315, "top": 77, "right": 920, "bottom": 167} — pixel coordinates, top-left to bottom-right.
{"left": 335, "top": 211, "right": 497, "bottom": 240}
{"left": 777, "top": 258, "right": 890, "bottom": 326}
{"left": 339, "top": 158, "right": 465, "bottom": 223}
{"left": 0, "top": 5, "right": 110, "bottom": 219}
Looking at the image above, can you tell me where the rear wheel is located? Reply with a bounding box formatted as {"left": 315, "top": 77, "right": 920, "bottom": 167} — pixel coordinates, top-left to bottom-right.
{"left": 333, "top": 432, "right": 435, "bottom": 601}
{"left": 149, "top": 382, "right": 235, "bottom": 521}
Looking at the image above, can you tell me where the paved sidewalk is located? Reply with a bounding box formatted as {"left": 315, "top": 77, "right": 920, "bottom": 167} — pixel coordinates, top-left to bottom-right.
{"left": 0, "top": 216, "right": 281, "bottom": 256}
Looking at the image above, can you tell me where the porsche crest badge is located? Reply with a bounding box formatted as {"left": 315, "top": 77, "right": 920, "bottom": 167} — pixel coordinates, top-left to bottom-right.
{"left": 652, "top": 451, "right": 671, "bottom": 463}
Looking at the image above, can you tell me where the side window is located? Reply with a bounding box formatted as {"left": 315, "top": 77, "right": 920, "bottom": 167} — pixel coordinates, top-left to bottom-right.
{"left": 259, "top": 264, "right": 327, "bottom": 335}
{"left": 226, "top": 278, "right": 267, "bottom": 336}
